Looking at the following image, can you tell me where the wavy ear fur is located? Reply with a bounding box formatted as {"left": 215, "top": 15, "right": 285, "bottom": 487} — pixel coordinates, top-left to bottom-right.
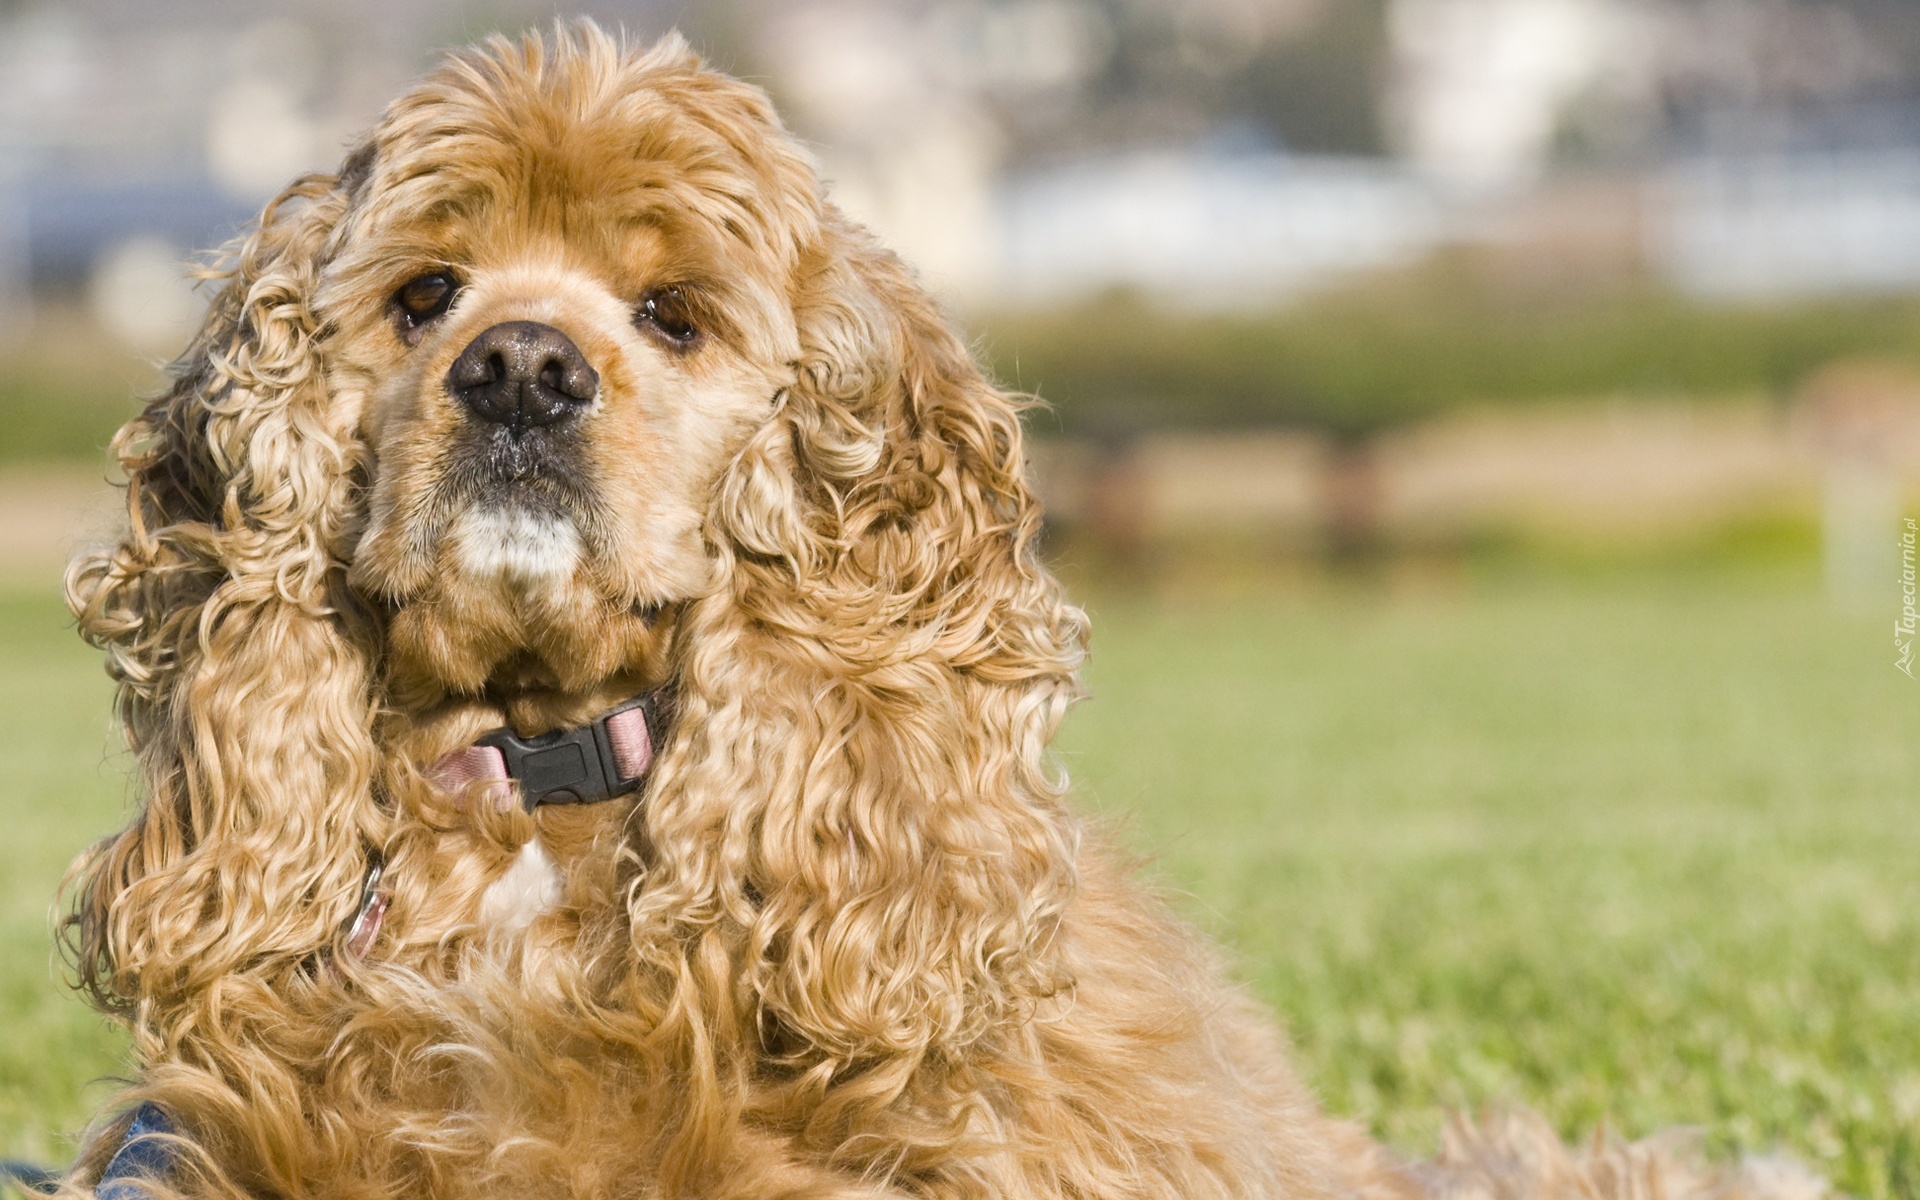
{"left": 63, "top": 165, "right": 383, "bottom": 1042}
{"left": 631, "top": 212, "right": 1088, "bottom": 1118}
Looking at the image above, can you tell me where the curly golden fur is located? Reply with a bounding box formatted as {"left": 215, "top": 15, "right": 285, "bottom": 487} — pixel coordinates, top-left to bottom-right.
{"left": 56, "top": 24, "right": 1824, "bottom": 1200}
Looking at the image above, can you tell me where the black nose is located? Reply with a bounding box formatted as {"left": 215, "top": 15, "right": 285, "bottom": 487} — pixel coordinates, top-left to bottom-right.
{"left": 446, "top": 321, "right": 599, "bottom": 430}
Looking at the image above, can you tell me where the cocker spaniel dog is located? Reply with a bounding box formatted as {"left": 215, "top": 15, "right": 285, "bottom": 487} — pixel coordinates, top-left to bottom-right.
{"left": 57, "top": 24, "right": 1820, "bottom": 1200}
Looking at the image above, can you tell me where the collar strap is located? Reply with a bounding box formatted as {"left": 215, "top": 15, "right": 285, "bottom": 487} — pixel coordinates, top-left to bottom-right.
{"left": 431, "top": 694, "right": 663, "bottom": 813}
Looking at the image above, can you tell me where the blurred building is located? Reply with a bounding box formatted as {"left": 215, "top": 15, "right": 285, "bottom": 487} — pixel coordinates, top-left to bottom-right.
{"left": 997, "top": 151, "right": 1442, "bottom": 307}
{"left": 1658, "top": 150, "right": 1920, "bottom": 297}
{"left": 1386, "top": 0, "right": 1660, "bottom": 198}
{"left": 0, "top": 0, "right": 685, "bottom": 344}
{"left": 4, "top": 0, "right": 1920, "bottom": 341}
{"left": 746, "top": 0, "right": 1920, "bottom": 307}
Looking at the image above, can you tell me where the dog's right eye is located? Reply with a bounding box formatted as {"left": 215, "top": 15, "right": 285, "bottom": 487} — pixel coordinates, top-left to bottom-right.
{"left": 392, "top": 272, "right": 460, "bottom": 341}
{"left": 633, "top": 285, "right": 700, "bottom": 350}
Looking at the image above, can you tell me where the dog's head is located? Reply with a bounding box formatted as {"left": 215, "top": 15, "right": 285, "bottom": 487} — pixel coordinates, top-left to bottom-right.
{"left": 329, "top": 36, "right": 821, "bottom": 704}
{"left": 66, "top": 24, "right": 1084, "bottom": 1081}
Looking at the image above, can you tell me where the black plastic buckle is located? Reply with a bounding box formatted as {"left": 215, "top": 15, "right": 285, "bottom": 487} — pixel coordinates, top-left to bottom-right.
{"left": 474, "top": 695, "right": 658, "bottom": 812}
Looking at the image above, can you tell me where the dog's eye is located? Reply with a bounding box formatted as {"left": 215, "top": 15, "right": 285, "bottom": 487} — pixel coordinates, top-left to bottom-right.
{"left": 392, "top": 271, "right": 460, "bottom": 339}
{"left": 634, "top": 286, "right": 699, "bottom": 349}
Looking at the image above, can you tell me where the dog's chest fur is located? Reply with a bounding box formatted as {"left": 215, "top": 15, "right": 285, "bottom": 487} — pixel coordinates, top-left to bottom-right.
{"left": 480, "top": 805, "right": 624, "bottom": 931}
{"left": 479, "top": 840, "right": 562, "bottom": 930}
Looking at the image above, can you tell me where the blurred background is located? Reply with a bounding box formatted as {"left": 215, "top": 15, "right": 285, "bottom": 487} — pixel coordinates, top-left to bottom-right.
{"left": 0, "top": 2, "right": 1916, "bottom": 1197}
{"left": 7, "top": 0, "right": 1920, "bottom": 583}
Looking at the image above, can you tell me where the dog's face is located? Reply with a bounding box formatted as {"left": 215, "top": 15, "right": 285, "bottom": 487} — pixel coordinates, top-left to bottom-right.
{"left": 324, "top": 45, "right": 817, "bottom": 705}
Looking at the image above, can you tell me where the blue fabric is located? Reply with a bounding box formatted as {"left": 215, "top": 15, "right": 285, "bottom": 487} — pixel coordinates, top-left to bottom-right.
{"left": 95, "top": 1104, "right": 175, "bottom": 1200}
{"left": 0, "top": 1159, "right": 58, "bottom": 1195}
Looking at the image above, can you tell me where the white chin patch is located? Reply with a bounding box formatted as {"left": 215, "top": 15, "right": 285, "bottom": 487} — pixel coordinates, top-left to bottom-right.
{"left": 453, "top": 507, "right": 581, "bottom": 588}
{"left": 479, "top": 839, "right": 564, "bottom": 933}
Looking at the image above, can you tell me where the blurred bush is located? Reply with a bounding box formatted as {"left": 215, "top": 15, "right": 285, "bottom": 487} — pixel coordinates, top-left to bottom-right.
{"left": 0, "top": 317, "right": 152, "bottom": 466}
{"left": 0, "top": 378, "right": 138, "bottom": 464}
{"left": 981, "top": 254, "right": 1920, "bottom": 440}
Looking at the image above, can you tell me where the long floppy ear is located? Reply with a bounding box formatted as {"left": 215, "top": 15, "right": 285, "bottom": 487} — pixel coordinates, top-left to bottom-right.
{"left": 631, "top": 212, "right": 1088, "bottom": 1106}
{"left": 62, "top": 159, "right": 383, "bottom": 1042}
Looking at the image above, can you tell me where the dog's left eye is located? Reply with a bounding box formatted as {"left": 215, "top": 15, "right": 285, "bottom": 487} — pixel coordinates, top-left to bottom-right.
{"left": 392, "top": 271, "right": 460, "bottom": 340}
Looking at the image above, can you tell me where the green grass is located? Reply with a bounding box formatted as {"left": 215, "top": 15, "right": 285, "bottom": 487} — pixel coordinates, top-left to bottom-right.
{"left": 0, "top": 592, "right": 134, "bottom": 1166}
{"left": 1059, "top": 565, "right": 1920, "bottom": 1199}
{"left": 0, "top": 568, "right": 1913, "bottom": 1195}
